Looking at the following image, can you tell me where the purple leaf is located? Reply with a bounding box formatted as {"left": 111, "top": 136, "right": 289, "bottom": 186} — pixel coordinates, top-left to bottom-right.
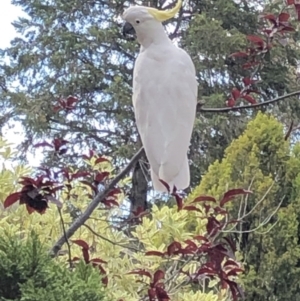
{"left": 4, "top": 192, "right": 21, "bottom": 208}
{"left": 220, "top": 189, "right": 252, "bottom": 207}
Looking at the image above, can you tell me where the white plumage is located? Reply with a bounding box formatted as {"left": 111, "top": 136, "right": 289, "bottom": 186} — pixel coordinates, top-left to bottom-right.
{"left": 122, "top": 0, "right": 197, "bottom": 192}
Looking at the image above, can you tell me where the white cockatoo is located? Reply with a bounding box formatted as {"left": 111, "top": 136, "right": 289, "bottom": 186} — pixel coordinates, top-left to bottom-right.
{"left": 122, "top": 0, "right": 197, "bottom": 192}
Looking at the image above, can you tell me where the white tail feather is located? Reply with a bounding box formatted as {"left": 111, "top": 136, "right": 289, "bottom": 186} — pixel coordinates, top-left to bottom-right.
{"left": 151, "top": 168, "right": 170, "bottom": 192}
{"left": 172, "top": 157, "right": 189, "bottom": 190}
{"left": 150, "top": 157, "right": 190, "bottom": 192}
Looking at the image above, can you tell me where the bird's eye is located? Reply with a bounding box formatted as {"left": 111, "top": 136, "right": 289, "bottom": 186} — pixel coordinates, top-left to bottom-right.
{"left": 135, "top": 19, "right": 140, "bottom": 24}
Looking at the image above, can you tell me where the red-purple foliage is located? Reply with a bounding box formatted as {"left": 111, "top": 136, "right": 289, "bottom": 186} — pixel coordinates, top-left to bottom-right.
{"left": 227, "top": 7, "right": 296, "bottom": 108}
{"left": 53, "top": 95, "right": 79, "bottom": 113}
{"left": 4, "top": 175, "right": 63, "bottom": 214}
{"left": 139, "top": 188, "right": 251, "bottom": 300}
{"left": 4, "top": 147, "right": 121, "bottom": 214}
{"left": 72, "top": 239, "right": 108, "bottom": 285}
{"left": 34, "top": 138, "right": 69, "bottom": 155}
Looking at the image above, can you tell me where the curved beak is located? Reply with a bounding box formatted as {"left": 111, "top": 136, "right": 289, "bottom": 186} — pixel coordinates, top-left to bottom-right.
{"left": 122, "top": 22, "right": 136, "bottom": 37}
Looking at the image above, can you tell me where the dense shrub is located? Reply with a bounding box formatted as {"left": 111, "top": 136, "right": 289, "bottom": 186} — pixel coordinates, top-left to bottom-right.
{"left": 0, "top": 231, "right": 107, "bottom": 301}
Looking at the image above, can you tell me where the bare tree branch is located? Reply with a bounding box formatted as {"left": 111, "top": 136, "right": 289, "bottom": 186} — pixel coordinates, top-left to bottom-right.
{"left": 198, "top": 90, "right": 300, "bottom": 113}
{"left": 50, "top": 147, "right": 145, "bottom": 256}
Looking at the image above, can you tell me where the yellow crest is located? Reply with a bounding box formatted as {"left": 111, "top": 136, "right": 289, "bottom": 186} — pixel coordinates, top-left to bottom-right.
{"left": 148, "top": 0, "right": 182, "bottom": 22}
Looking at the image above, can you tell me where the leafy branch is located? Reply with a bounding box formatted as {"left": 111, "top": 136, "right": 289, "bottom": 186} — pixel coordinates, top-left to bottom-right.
{"left": 49, "top": 147, "right": 145, "bottom": 256}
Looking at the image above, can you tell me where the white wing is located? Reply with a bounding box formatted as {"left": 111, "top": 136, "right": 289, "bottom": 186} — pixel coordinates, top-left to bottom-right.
{"left": 133, "top": 44, "right": 197, "bottom": 191}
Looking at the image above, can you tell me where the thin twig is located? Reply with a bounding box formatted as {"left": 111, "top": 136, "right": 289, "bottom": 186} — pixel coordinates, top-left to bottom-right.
{"left": 57, "top": 207, "right": 73, "bottom": 268}
{"left": 165, "top": 252, "right": 198, "bottom": 291}
{"left": 242, "top": 182, "right": 275, "bottom": 219}
{"left": 223, "top": 181, "right": 275, "bottom": 233}
{"left": 255, "top": 219, "right": 279, "bottom": 234}
{"left": 198, "top": 90, "right": 300, "bottom": 113}
{"left": 284, "top": 120, "right": 294, "bottom": 140}
{"left": 222, "top": 196, "right": 284, "bottom": 234}
{"left": 83, "top": 223, "right": 139, "bottom": 251}
{"left": 50, "top": 147, "right": 145, "bottom": 256}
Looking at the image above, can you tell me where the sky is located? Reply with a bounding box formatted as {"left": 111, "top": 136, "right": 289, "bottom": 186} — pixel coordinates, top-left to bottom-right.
{"left": 0, "top": 0, "right": 24, "bottom": 49}
{"left": 0, "top": 1, "right": 42, "bottom": 166}
{"left": 0, "top": 0, "right": 23, "bottom": 143}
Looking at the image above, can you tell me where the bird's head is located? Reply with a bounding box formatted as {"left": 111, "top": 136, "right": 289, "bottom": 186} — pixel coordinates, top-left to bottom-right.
{"left": 122, "top": 0, "right": 182, "bottom": 42}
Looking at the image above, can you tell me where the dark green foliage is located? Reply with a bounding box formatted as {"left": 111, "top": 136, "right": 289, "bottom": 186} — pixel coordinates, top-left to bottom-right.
{"left": 0, "top": 231, "right": 107, "bottom": 301}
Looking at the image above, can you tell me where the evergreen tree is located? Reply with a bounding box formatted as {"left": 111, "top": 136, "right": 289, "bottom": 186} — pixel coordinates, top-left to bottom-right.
{"left": 192, "top": 112, "right": 300, "bottom": 300}
{"left": 0, "top": 231, "right": 107, "bottom": 301}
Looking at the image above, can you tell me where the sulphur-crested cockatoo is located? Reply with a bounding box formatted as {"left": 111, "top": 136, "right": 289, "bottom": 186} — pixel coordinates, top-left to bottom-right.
{"left": 122, "top": 0, "right": 197, "bottom": 192}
